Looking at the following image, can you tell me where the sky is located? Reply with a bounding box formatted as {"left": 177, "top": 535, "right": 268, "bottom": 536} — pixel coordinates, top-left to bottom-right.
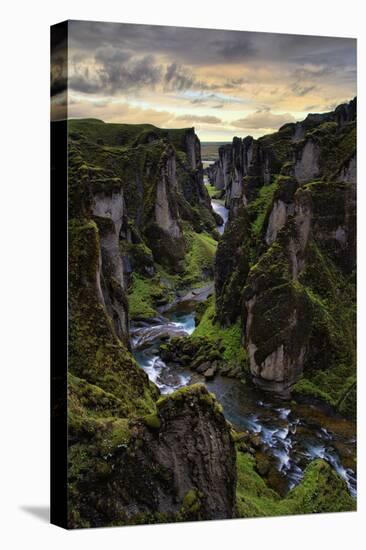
{"left": 51, "top": 20, "right": 356, "bottom": 141}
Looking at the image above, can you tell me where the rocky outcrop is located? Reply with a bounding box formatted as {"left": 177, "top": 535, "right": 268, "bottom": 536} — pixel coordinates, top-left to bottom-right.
{"left": 294, "top": 140, "right": 320, "bottom": 183}
{"left": 337, "top": 153, "right": 356, "bottom": 184}
{"left": 205, "top": 161, "right": 223, "bottom": 190}
{"left": 67, "top": 120, "right": 235, "bottom": 528}
{"left": 147, "top": 145, "right": 186, "bottom": 270}
{"left": 214, "top": 99, "right": 356, "bottom": 399}
{"left": 243, "top": 208, "right": 312, "bottom": 393}
{"left": 92, "top": 189, "right": 129, "bottom": 342}
{"left": 210, "top": 98, "right": 356, "bottom": 223}
{"left": 68, "top": 384, "right": 237, "bottom": 527}
{"left": 184, "top": 127, "right": 202, "bottom": 172}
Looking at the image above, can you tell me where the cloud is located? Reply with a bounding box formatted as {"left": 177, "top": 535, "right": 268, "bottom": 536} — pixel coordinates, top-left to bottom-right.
{"left": 69, "top": 49, "right": 163, "bottom": 94}
{"left": 189, "top": 92, "right": 247, "bottom": 106}
{"left": 291, "top": 83, "right": 316, "bottom": 96}
{"left": 164, "top": 63, "right": 196, "bottom": 90}
{"left": 215, "top": 36, "right": 257, "bottom": 61}
{"left": 68, "top": 97, "right": 175, "bottom": 126}
{"left": 95, "top": 46, "right": 132, "bottom": 64}
{"left": 231, "top": 109, "right": 296, "bottom": 130}
{"left": 63, "top": 21, "right": 356, "bottom": 140}
{"left": 69, "top": 51, "right": 213, "bottom": 96}
{"left": 68, "top": 21, "right": 356, "bottom": 70}
{"left": 175, "top": 114, "right": 222, "bottom": 124}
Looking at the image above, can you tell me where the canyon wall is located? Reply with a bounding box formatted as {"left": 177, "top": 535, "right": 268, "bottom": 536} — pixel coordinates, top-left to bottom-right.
{"left": 214, "top": 98, "right": 356, "bottom": 401}
{"left": 67, "top": 120, "right": 235, "bottom": 527}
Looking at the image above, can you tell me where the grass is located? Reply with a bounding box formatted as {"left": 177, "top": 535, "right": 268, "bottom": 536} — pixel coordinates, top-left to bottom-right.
{"left": 236, "top": 452, "right": 356, "bottom": 518}
{"left": 192, "top": 297, "right": 247, "bottom": 365}
{"left": 248, "top": 180, "right": 278, "bottom": 237}
{"left": 183, "top": 231, "right": 218, "bottom": 285}
{"left": 127, "top": 273, "right": 163, "bottom": 319}
{"left": 205, "top": 183, "right": 220, "bottom": 198}
{"left": 69, "top": 118, "right": 195, "bottom": 154}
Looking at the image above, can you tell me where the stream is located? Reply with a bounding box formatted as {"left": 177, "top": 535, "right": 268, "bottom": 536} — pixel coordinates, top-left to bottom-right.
{"left": 131, "top": 160, "right": 357, "bottom": 498}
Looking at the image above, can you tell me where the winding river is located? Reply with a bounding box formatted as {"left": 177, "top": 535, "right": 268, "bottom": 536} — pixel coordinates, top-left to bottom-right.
{"left": 131, "top": 160, "right": 356, "bottom": 498}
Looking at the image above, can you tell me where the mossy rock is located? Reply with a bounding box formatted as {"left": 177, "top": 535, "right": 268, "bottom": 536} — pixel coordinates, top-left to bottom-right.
{"left": 143, "top": 413, "right": 162, "bottom": 430}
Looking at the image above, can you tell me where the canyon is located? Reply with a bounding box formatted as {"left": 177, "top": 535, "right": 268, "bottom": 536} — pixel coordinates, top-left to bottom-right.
{"left": 66, "top": 99, "right": 356, "bottom": 527}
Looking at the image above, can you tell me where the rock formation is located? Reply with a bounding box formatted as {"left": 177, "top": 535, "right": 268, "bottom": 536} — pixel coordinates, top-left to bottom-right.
{"left": 68, "top": 383, "right": 236, "bottom": 527}
{"left": 214, "top": 98, "right": 356, "bottom": 402}
{"left": 65, "top": 100, "right": 356, "bottom": 527}
{"left": 67, "top": 120, "right": 234, "bottom": 528}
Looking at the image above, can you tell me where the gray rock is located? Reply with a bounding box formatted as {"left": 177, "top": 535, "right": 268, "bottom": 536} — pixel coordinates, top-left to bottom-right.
{"left": 203, "top": 364, "right": 218, "bottom": 379}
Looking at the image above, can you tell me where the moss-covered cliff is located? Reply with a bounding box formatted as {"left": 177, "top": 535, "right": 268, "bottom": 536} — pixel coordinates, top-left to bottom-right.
{"left": 69, "top": 119, "right": 219, "bottom": 318}
{"left": 66, "top": 106, "right": 356, "bottom": 528}
{"left": 214, "top": 99, "right": 356, "bottom": 415}
{"left": 67, "top": 120, "right": 234, "bottom": 528}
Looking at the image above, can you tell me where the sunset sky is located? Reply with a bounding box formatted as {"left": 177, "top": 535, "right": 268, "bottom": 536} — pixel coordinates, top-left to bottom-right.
{"left": 52, "top": 20, "right": 357, "bottom": 141}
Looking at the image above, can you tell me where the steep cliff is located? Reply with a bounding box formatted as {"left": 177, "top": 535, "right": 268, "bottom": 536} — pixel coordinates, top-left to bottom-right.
{"left": 67, "top": 120, "right": 235, "bottom": 528}
{"left": 68, "top": 383, "right": 236, "bottom": 527}
{"left": 214, "top": 99, "right": 356, "bottom": 409}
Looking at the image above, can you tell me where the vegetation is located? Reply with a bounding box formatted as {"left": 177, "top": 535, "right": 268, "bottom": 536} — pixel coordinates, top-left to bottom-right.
{"left": 247, "top": 180, "right": 278, "bottom": 237}
{"left": 205, "top": 183, "right": 220, "bottom": 198}
{"left": 193, "top": 296, "right": 247, "bottom": 366}
{"left": 65, "top": 100, "right": 357, "bottom": 527}
{"left": 127, "top": 273, "right": 163, "bottom": 318}
{"left": 236, "top": 452, "right": 355, "bottom": 517}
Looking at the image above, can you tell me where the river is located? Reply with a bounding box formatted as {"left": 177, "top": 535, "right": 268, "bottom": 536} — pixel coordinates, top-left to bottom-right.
{"left": 131, "top": 160, "right": 356, "bottom": 498}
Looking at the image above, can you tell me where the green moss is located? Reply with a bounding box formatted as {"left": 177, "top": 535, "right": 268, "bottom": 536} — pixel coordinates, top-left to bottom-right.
{"left": 296, "top": 241, "right": 356, "bottom": 415}
{"left": 182, "top": 488, "right": 198, "bottom": 508}
{"left": 156, "top": 383, "right": 223, "bottom": 416}
{"left": 249, "top": 281, "right": 313, "bottom": 366}
{"left": 248, "top": 180, "right": 278, "bottom": 237}
{"left": 143, "top": 413, "right": 162, "bottom": 430}
{"left": 68, "top": 219, "right": 156, "bottom": 416}
{"left": 236, "top": 452, "right": 288, "bottom": 517}
{"left": 125, "top": 241, "right": 155, "bottom": 276}
{"left": 236, "top": 452, "right": 355, "bottom": 518}
{"left": 127, "top": 273, "right": 163, "bottom": 318}
{"left": 182, "top": 231, "right": 217, "bottom": 285}
{"left": 68, "top": 373, "right": 128, "bottom": 423}
{"left": 215, "top": 205, "right": 250, "bottom": 324}
{"left": 285, "top": 459, "right": 356, "bottom": 514}
{"left": 292, "top": 378, "right": 334, "bottom": 406}
{"left": 258, "top": 127, "right": 293, "bottom": 168}
{"left": 205, "top": 183, "right": 220, "bottom": 198}
{"left": 193, "top": 296, "right": 248, "bottom": 368}
{"left": 69, "top": 119, "right": 193, "bottom": 153}
{"left": 305, "top": 120, "right": 356, "bottom": 179}
{"left": 180, "top": 488, "right": 202, "bottom": 517}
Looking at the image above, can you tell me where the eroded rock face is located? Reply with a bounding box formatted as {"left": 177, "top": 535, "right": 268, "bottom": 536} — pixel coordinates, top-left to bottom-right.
{"left": 148, "top": 385, "right": 236, "bottom": 519}
{"left": 147, "top": 145, "right": 186, "bottom": 271}
{"left": 243, "top": 187, "right": 314, "bottom": 392}
{"left": 265, "top": 200, "right": 288, "bottom": 245}
{"left": 185, "top": 128, "right": 201, "bottom": 171}
{"left": 212, "top": 99, "right": 357, "bottom": 395}
{"left": 70, "top": 385, "right": 237, "bottom": 527}
{"left": 92, "top": 189, "right": 129, "bottom": 342}
{"left": 155, "top": 148, "right": 181, "bottom": 238}
{"left": 294, "top": 140, "right": 320, "bottom": 183}
{"left": 337, "top": 154, "right": 356, "bottom": 184}
{"left": 244, "top": 274, "right": 311, "bottom": 394}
